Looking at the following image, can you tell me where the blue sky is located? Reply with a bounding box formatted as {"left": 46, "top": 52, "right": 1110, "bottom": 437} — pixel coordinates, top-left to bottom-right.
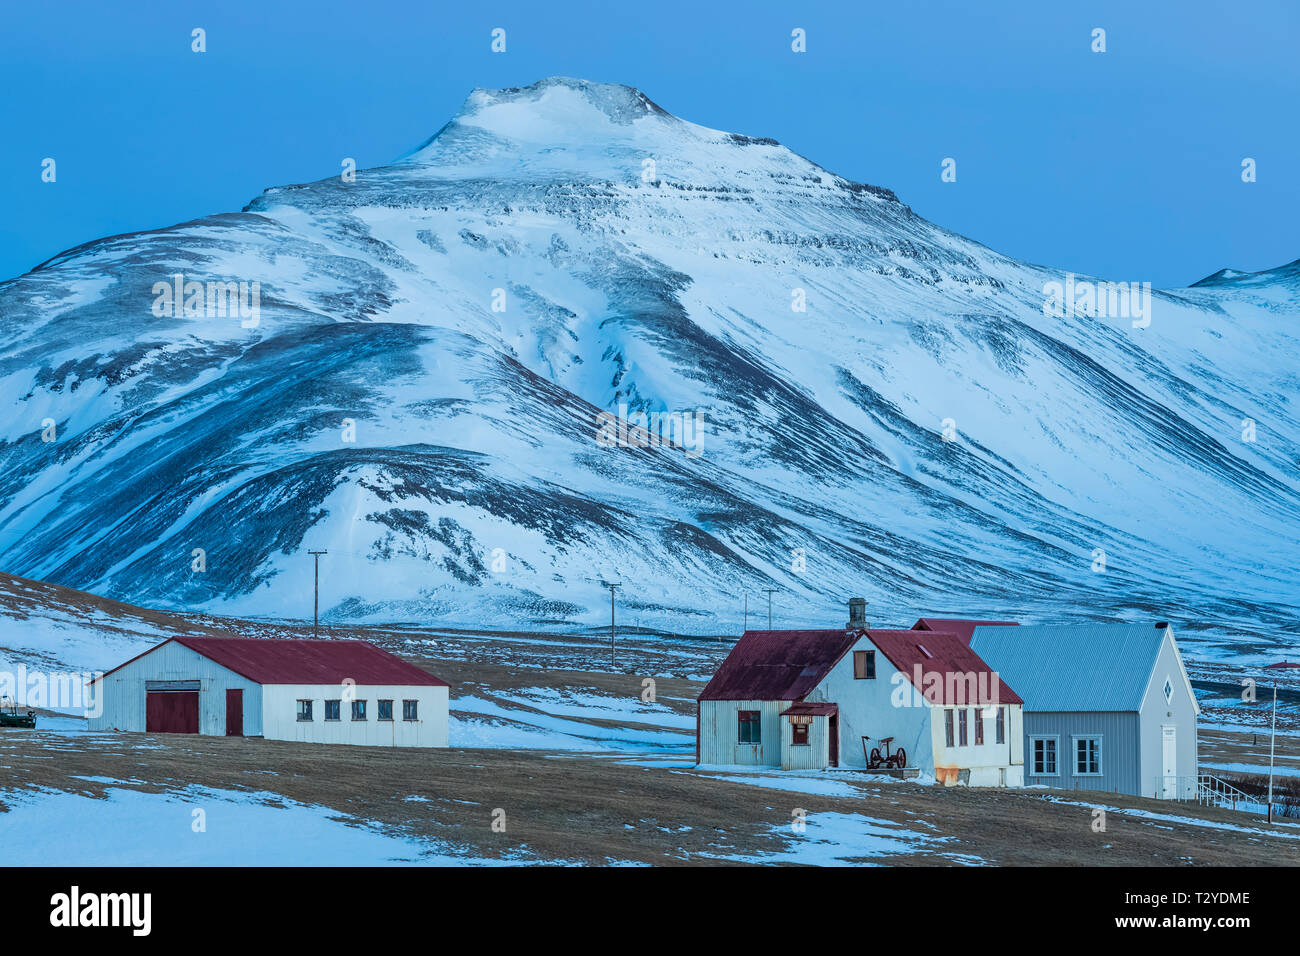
{"left": 1, "top": 0, "right": 1296, "bottom": 287}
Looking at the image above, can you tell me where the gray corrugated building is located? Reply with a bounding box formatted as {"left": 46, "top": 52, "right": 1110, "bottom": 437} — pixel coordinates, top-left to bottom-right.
{"left": 969, "top": 622, "right": 1199, "bottom": 798}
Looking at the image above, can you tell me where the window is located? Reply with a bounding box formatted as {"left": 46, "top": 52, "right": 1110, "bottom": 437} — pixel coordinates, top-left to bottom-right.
{"left": 974, "top": 708, "right": 984, "bottom": 745}
{"left": 1031, "top": 736, "right": 1058, "bottom": 775}
{"left": 853, "top": 650, "right": 876, "bottom": 680}
{"left": 402, "top": 699, "right": 419, "bottom": 721}
{"left": 738, "top": 710, "right": 761, "bottom": 744}
{"left": 351, "top": 700, "right": 367, "bottom": 721}
{"left": 958, "top": 708, "right": 968, "bottom": 746}
{"left": 995, "top": 707, "right": 1005, "bottom": 745}
{"left": 296, "top": 699, "right": 313, "bottom": 722}
{"left": 378, "top": 699, "right": 394, "bottom": 721}
{"left": 944, "top": 708, "right": 954, "bottom": 747}
{"left": 1163, "top": 677, "right": 1173, "bottom": 704}
{"left": 324, "top": 699, "right": 341, "bottom": 721}
{"left": 791, "top": 721, "right": 810, "bottom": 746}
{"left": 1075, "top": 736, "right": 1102, "bottom": 776}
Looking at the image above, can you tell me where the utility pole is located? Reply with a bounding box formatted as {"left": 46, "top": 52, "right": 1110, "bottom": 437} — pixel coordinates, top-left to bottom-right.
{"left": 606, "top": 583, "right": 620, "bottom": 669}
{"left": 308, "top": 550, "right": 327, "bottom": 637}
{"left": 1263, "top": 660, "right": 1300, "bottom": 823}
{"left": 762, "top": 588, "right": 777, "bottom": 630}
{"left": 1268, "top": 678, "right": 1277, "bottom": 824}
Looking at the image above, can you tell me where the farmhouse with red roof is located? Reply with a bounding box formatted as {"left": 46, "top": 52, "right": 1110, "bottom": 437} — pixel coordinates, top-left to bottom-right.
{"left": 88, "top": 636, "right": 449, "bottom": 748}
{"left": 697, "top": 600, "right": 1025, "bottom": 786}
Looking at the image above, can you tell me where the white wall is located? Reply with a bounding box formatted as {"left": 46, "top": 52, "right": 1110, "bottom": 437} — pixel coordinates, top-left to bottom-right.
{"left": 930, "top": 703, "right": 1024, "bottom": 786}
{"left": 1138, "top": 629, "right": 1199, "bottom": 798}
{"left": 262, "top": 684, "right": 448, "bottom": 748}
{"left": 807, "top": 633, "right": 1023, "bottom": 785}
{"left": 86, "top": 641, "right": 263, "bottom": 736}
{"left": 803, "top": 634, "right": 931, "bottom": 771}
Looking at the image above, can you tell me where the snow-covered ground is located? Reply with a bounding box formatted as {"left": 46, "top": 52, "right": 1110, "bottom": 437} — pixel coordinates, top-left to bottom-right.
{"left": 450, "top": 686, "right": 694, "bottom": 752}
{"left": 698, "top": 811, "right": 980, "bottom": 865}
{"left": 1035, "top": 794, "right": 1300, "bottom": 839}
{"left": 0, "top": 785, "right": 534, "bottom": 866}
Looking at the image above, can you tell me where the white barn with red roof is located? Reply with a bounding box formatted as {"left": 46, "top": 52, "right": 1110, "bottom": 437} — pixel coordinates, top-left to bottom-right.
{"left": 696, "top": 600, "right": 1025, "bottom": 786}
{"left": 88, "top": 637, "right": 449, "bottom": 748}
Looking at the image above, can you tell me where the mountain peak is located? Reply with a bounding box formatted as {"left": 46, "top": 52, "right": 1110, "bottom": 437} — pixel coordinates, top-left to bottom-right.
{"left": 404, "top": 76, "right": 727, "bottom": 168}
{"left": 1191, "top": 258, "right": 1300, "bottom": 289}
{"left": 458, "top": 77, "right": 673, "bottom": 125}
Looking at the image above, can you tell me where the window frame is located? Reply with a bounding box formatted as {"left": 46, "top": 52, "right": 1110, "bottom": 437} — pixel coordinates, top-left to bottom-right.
{"left": 995, "top": 706, "right": 1005, "bottom": 745}
{"left": 351, "top": 699, "right": 368, "bottom": 721}
{"left": 790, "top": 720, "right": 810, "bottom": 746}
{"left": 737, "top": 709, "right": 761, "bottom": 745}
{"left": 1030, "top": 735, "right": 1059, "bottom": 776}
{"left": 296, "top": 699, "right": 313, "bottom": 722}
{"left": 402, "top": 699, "right": 419, "bottom": 721}
{"left": 958, "top": 708, "right": 968, "bottom": 747}
{"left": 944, "top": 708, "right": 954, "bottom": 747}
{"left": 1073, "top": 735, "right": 1103, "bottom": 776}
{"left": 974, "top": 707, "right": 984, "bottom": 746}
{"left": 377, "top": 699, "right": 394, "bottom": 722}
{"left": 853, "top": 650, "right": 876, "bottom": 680}
{"left": 324, "top": 699, "right": 341, "bottom": 721}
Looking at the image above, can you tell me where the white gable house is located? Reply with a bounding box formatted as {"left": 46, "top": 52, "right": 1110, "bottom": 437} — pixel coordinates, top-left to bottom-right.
{"left": 696, "top": 602, "right": 1026, "bottom": 786}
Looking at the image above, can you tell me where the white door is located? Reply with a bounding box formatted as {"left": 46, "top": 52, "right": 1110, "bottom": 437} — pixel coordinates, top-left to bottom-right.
{"left": 1160, "top": 725, "right": 1177, "bottom": 799}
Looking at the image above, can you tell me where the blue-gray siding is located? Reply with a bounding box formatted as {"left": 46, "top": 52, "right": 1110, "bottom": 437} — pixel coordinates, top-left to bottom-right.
{"left": 1023, "top": 711, "right": 1140, "bottom": 795}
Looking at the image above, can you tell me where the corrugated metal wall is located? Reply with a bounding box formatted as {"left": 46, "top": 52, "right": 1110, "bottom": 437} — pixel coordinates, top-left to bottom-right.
{"left": 1023, "top": 711, "right": 1140, "bottom": 795}
{"left": 779, "top": 714, "right": 830, "bottom": 770}
{"left": 87, "top": 642, "right": 263, "bottom": 736}
{"left": 698, "top": 700, "right": 789, "bottom": 766}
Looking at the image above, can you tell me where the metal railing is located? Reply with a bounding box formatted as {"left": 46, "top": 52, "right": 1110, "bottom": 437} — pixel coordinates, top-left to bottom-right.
{"left": 1158, "top": 773, "right": 1252, "bottom": 810}
{"left": 1196, "top": 773, "right": 1252, "bottom": 811}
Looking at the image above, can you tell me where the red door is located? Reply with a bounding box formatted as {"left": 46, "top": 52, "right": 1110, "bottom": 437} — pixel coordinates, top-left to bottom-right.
{"left": 146, "top": 691, "right": 199, "bottom": 733}
{"left": 225, "top": 689, "right": 243, "bottom": 736}
{"left": 828, "top": 715, "right": 839, "bottom": 767}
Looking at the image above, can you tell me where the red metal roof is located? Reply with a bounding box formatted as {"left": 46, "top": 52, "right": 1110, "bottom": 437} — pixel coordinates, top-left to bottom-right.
{"left": 95, "top": 637, "right": 447, "bottom": 687}
{"left": 868, "top": 629, "right": 1022, "bottom": 706}
{"left": 698, "top": 630, "right": 858, "bottom": 701}
{"left": 781, "top": 702, "right": 838, "bottom": 717}
{"left": 912, "top": 618, "right": 1019, "bottom": 645}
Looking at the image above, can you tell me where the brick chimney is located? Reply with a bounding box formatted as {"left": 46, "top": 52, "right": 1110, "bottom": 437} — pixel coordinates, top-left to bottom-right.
{"left": 846, "top": 597, "right": 867, "bottom": 630}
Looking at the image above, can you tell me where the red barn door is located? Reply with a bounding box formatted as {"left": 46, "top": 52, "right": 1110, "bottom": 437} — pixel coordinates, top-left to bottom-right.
{"left": 146, "top": 690, "right": 199, "bottom": 733}
{"left": 225, "top": 689, "right": 243, "bottom": 736}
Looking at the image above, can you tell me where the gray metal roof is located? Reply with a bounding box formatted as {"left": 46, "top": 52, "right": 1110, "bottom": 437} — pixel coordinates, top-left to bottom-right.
{"left": 970, "top": 624, "right": 1169, "bottom": 712}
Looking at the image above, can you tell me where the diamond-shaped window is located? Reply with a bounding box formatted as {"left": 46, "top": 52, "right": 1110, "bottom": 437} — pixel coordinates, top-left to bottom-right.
{"left": 1163, "top": 678, "right": 1173, "bottom": 703}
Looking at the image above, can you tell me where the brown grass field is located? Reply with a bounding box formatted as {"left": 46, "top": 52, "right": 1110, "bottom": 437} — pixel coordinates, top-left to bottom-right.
{"left": 3, "top": 636, "right": 1300, "bottom": 866}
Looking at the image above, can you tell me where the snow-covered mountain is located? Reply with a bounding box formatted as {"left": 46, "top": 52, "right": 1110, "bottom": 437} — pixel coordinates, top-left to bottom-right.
{"left": 2, "top": 77, "right": 1297, "bottom": 640}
